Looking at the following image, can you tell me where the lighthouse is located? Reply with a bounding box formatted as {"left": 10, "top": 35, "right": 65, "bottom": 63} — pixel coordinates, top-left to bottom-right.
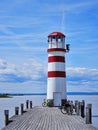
{"left": 47, "top": 32, "right": 69, "bottom": 106}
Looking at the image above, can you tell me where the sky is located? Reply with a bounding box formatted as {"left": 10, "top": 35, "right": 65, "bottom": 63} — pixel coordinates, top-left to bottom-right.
{"left": 0, "top": 0, "right": 98, "bottom": 94}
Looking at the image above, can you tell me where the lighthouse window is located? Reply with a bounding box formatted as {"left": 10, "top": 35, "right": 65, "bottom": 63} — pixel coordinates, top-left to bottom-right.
{"left": 61, "top": 37, "right": 63, "bottom": 42}
{"left": 57, "top": 36, "right": 61, "bottom": 48}
{"left": 48, "top": 37, "right": 52, "bottom": 43}
{"left": 52, "top": 36, "right": 56, "bottom": 43}
{"left": 58, "top": 37, "right": 61, "bottom": 42}
{"left": 52, "top": 36, "right": 56, "bottom": 48}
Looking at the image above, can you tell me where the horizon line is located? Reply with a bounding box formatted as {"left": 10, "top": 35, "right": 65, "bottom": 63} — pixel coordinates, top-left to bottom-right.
{"left": 0, "top": 92, "right": 98, "bottom": 96}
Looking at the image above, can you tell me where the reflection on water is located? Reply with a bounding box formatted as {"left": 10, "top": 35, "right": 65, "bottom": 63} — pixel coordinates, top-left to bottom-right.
{"left": 0, "top": 95, "right": 98, "bottom": 129}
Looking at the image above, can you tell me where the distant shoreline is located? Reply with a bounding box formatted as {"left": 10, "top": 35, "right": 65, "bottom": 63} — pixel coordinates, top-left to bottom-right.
{"left": 0, "top": 94, "right": 12, "bottom": 98}
{"left": 0, "top": 92, "right": 98, "bottom": 97}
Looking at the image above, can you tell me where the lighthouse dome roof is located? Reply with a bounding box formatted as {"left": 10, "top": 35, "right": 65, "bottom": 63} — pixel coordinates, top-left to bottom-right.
{"left": 48, "top": 32, "right": 65, "bottom": 37}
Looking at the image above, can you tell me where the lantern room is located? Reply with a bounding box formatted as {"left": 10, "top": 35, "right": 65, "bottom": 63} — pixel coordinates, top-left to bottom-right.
{"left": 48, "top": 32, "right": 65, "bottom": 49}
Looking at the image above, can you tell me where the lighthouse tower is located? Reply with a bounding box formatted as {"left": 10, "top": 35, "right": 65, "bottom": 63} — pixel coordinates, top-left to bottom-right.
{"left": 47, "top": 32, "right": 69, "bottom": 106}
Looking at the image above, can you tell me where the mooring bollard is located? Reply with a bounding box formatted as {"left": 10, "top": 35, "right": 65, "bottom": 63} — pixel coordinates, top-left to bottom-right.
{"left": 30, "top": 101, "right": 32, "bottom": 109}
{"left": 75, "top": 101, "right": 79, "bottom": 115}
{"left": 26, "top": 100, "right": 29, "bottom": 109}
{"left": 15, "top": 107, "right": 19, "bottom": 115}
{"left": 78, "top": 102, "right": 81, "bottom": 115}
{"left": 74, "top": 100, "right": 78, "bottom": 113}
{"left": 80, "top": 100, "right": 85, "bottom": 118}
{"left": 21, "top": 104, "right": 24, "bottom": 115}
{"left": 86, "top": 104, "right": 92, "bottom": 124}
{"left": 70, "top": 101, "right": 74, "bottom": 115}
{"left": 4, "top": 110, "right": 9, "bottom": 126}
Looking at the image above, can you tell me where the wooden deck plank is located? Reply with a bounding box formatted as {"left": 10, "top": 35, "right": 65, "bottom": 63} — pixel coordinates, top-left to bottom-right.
{"left": 1, "top": 107, "right": 97, "bottom": 130}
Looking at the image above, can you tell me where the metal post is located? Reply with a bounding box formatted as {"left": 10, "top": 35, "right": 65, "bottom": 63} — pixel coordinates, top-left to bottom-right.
{"left": 26, "top": 100, "right": 29, "bottom": 109}
{"left": 21, "top": 104, "right": 24, "bottom": 115}
{"left": 15, "top": 107, "right": 19, "bottom": 115}
{"left": 86, "top": 104, "right": 92, "bottom": 124}
{"left": 30, "top": 101, "right": 32, "bottom": 109}
{"left": 4, "top": 110, "right": 9, "bottom": 126}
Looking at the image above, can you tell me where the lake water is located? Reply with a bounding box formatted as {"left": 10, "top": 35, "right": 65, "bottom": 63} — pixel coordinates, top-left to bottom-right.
{"left": 0, "top": 95, "right": 98, "bottom": 130}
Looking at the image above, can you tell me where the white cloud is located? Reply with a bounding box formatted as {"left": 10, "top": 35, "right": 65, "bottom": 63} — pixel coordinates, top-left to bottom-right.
{"left": 18, "top": 58, "right": 46, "bottom": 80}
{"left": 67, "top": 67, "right": 98, "bottom": 77}
{"left": 0, "top": 58, "right": 46, "bottom": 82}
{"left": 66, "top": 67, "right": 98, "bottom": 92}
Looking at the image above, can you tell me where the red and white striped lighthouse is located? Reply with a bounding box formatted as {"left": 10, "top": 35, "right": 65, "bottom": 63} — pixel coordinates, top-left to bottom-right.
{"left": 47, "top": 32, "right": 69, "bottom": 106}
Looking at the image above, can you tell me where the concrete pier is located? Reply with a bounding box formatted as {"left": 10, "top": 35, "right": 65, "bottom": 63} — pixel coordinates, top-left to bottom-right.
{"left": 2, "top": 107, "right": 97, "bottom": 130}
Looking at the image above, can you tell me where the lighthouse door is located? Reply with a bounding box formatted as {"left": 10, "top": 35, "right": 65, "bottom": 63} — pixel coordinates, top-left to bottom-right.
{"left": 53, "top": 92, "right": 61, "bottom": 106}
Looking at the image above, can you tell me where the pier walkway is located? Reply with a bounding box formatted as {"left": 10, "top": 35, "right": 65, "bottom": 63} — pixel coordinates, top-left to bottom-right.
{"left": 2, "top": 107, "right": 97, "bottom": 130}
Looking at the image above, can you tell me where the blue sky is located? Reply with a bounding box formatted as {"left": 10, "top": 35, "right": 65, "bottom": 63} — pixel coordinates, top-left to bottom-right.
{"left": 0, "top": 0, "right": 98, "bottom": 93}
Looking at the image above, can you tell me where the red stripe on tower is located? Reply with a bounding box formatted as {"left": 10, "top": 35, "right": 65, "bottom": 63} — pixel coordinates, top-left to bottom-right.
{"left": 48, "top": 56, "right": 65, "bottom": 62}
{"left": 47, "top": 48, "right": 66, "bottom": 52}
{"left": 48, "top": 71, "right": 66, "bottom": 77}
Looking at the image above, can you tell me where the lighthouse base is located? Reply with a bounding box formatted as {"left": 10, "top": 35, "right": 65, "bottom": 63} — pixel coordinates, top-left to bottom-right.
{"left": 47, "top": 92, "right": 67, "bottom": 107}
{"left": 47, "top": 99, "right": 67, "bottom": 107}
{"left": 47, "top": 77, "right": 67, "bottom": 106}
